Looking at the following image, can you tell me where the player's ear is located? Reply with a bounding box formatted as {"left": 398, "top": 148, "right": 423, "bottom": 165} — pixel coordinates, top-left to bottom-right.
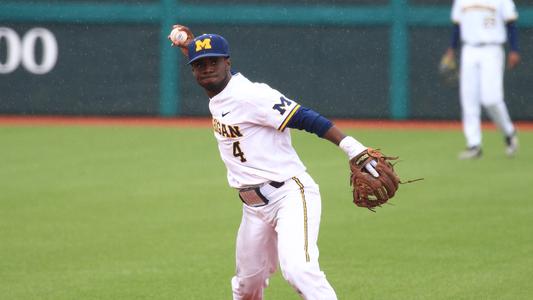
{"left": 224, "top": 58, "right": 232, "bottom": 72}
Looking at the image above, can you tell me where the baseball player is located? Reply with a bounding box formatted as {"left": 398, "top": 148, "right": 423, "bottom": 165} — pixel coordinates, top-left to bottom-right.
{"left": 169, "top": 25, "right": 380, "bottom": 300}
{"left": 442, "top": 0, "right": 520, "bottom": 159}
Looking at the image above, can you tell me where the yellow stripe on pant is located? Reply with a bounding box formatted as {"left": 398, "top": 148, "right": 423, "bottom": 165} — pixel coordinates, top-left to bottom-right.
{"left": 292, "top": 176, "right": 310, "bottom": 262}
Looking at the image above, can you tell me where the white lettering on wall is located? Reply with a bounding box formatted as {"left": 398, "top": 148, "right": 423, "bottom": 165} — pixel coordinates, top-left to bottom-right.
{"left": 0, "top": 27, "right": 58, "bottom": 75}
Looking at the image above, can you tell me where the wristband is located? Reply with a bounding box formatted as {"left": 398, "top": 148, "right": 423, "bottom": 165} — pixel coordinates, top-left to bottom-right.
{"left": 339, "top": 136, "right": 366, "bottom": 159}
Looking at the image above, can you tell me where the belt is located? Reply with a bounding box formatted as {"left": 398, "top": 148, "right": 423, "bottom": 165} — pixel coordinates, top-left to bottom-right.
{"left": 466, "top": 43, "right": 501, "bottom": 47}
{"left": 238, "top": 180, "right": 285, "bottom": 207}
{"left": 269, "top": 181, "right": 285, "bottom": 188}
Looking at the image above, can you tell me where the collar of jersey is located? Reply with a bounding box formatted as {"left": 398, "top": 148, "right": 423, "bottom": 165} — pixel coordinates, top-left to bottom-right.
{"left": 210, "top": 72, "right": 242, "bottom": 101}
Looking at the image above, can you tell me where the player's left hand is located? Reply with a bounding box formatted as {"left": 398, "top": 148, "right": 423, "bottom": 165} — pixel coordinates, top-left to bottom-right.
{"left": 349, "top": 148, "right": 423, "bottom": 211}
{"left": 507, "top": 51, "right": 521, "bottom": 70}
{"left": 349, "top": 148, "right": 400, "bottom": 211}
{"left": 364, "top": 159, "right": 379, "bottom": 178}
{"left": 439, "top": 48, "right": 458, "bottom": 84}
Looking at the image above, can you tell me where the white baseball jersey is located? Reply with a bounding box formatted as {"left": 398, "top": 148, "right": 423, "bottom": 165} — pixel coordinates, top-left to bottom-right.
{"left": 451, "top": 0, "right": 518, "bottom": 45}
{"left": 209, "top": 73, "right": 306, "bottom": 188}
{"left": 209, "top": 73, "right": 337, "bottom": 299}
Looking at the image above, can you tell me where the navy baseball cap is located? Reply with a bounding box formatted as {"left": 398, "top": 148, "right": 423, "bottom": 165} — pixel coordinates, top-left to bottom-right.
{"left": 188, "top": 34, "right": 230, "bottom": 64}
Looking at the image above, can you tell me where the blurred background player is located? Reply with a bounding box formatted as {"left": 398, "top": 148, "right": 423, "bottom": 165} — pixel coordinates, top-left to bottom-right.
{"left": 442, "top": 0, "right": 520, "bottom": 159}
{"left": 170, "top": 25, "right": 384, "bottom": 300}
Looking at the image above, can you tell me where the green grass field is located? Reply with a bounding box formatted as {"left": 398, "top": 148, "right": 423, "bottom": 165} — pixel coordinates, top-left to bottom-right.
{"left": 1, "top": 125, "right": 532, "bottom": 299}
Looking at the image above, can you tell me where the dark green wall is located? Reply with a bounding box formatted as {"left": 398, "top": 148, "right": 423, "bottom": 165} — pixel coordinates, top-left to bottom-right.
{"left": 180, "top": 0, "right": 387, "bottom": 4}
{"left": 409, "top": 27, "right": 533, "bottom": 120}
{"left": 1, "top": 1, "right": 532, "bottom": 120}
{"left": 0, "top": 23, "right": 160, "bottom": 115}
{"left": 411, "top": 0, "right": 533, "bottom": 4}
{"left": 180, "top": 25, "right": 389, "bottom": 118}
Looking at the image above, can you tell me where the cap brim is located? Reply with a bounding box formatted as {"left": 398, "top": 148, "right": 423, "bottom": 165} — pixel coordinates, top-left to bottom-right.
{"left": 188, "top": 53, "right": 230, "bottom": 64}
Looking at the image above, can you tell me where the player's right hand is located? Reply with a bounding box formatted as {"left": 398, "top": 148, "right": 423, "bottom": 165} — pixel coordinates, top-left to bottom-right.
{"left": 168, "top": 25, "right": 195, "bottom": 48}
{"left": 507, "top": 51, "right": 520, "bottom": 69}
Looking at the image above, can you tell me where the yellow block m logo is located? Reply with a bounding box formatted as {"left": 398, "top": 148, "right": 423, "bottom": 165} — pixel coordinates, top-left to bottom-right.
{"left": 195, "top": 39, "right": 212, "bottom": 52}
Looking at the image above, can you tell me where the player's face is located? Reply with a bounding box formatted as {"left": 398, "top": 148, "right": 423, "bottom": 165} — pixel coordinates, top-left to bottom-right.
{"left": 191, "top": 57, "right": 231, "bottom": 97}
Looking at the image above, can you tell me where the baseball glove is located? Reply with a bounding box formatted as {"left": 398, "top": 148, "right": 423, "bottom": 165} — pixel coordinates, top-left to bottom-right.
{"left": 349, "top": 148, "right": 401, "bottom": 211}
{"left": 439, "top": 52, "right": 459, "bottom": 84}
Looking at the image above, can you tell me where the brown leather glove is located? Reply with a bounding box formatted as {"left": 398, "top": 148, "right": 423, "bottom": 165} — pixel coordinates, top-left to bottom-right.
{"left": 439, "top": 49, "right": 459, "bottom": 84}
{"left": 349, "top": 148, "right": 401, "bottom": 211}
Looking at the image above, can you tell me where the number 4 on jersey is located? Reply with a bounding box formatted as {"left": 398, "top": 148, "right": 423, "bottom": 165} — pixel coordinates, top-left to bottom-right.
{"left": 232, "top": 141, "right": 247, "bottom": 162}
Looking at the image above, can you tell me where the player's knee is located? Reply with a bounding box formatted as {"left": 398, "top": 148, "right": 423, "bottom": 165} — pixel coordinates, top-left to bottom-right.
{"left": 280, "top": 261, "right": 319, "bottom": 285}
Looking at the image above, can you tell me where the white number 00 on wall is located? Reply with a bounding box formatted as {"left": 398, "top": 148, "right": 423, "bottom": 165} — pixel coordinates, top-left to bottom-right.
{"left": 0, "top": 27, "right": 58, "bottom": 75}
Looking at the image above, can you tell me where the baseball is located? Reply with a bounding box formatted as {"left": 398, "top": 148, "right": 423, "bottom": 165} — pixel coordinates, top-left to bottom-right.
{"left": 170, "top": 28, "right": 188, "bottom": 44}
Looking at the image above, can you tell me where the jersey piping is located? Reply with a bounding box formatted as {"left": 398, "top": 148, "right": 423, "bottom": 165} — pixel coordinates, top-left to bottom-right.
{"left": 278, "top": 104, "right": 301, "bottom": 132}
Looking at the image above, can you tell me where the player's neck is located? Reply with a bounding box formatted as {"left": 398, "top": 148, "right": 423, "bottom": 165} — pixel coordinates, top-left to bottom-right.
{"left": 205, "top": 73, "right": 232, "bottom": 98}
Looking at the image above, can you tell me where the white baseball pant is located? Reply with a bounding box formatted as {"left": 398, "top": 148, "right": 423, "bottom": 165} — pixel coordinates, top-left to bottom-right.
{"left": 231, "top": 172, "right": 337, "bottom": 300}
{"left": 460, "top": 44, "right": 515, "bottom": 147}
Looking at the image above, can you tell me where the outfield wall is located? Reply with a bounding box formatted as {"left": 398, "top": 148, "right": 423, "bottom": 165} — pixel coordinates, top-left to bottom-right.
{"left": 1, "top": 1, "right": 532, "bottom": 120}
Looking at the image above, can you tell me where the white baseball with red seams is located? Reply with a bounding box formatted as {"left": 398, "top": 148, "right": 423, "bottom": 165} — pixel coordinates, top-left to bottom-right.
{"left": 170, "top": 28, "right": 188, "bottom": 44}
